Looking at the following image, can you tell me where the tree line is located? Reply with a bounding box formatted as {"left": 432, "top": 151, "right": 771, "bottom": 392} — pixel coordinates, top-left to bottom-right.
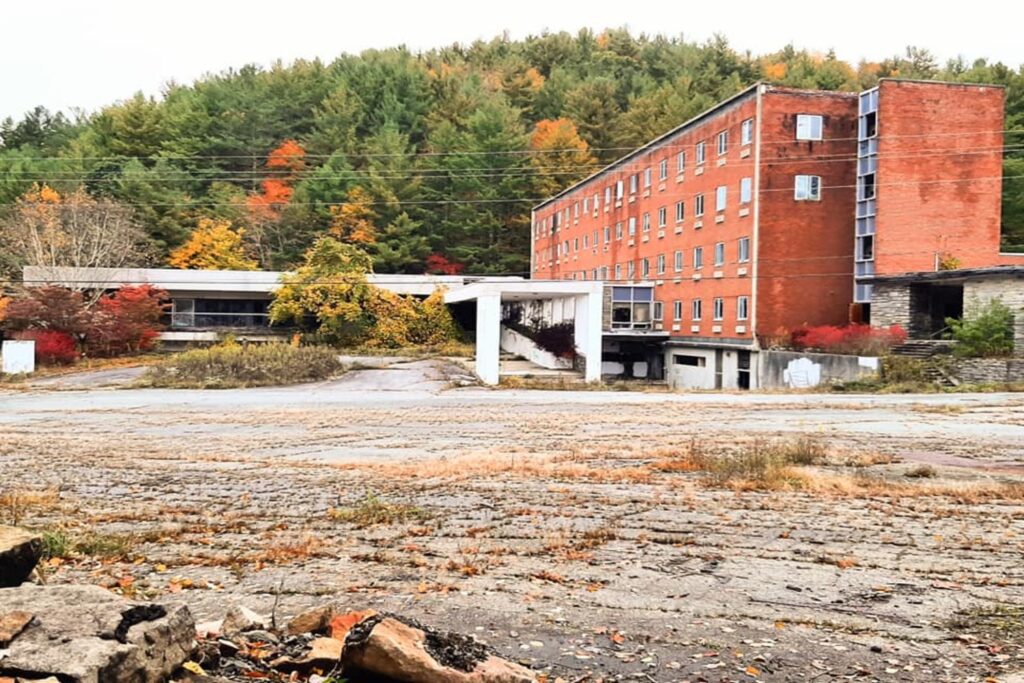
{"left": 1, "top": 30, "right": 1022, "bottom": 281}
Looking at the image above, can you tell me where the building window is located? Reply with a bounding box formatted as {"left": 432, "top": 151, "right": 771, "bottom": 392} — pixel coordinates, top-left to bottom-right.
{"left": 643, "top": 167, "right": 652, "bottom": 188}
{"left": 717, "top": 130, "right": 728, "bottom": 155}
{"left": 628, "top": 261, "right": 636, "bottom": 278}
{"left": 653, "top": 301, "right": 663, "bottom": 320}
{"left": 796, "top": 114, "right": 823, "bottom": 141}
{"left": 741, "top": 118, "right": 753, "bottom": 145}
{"left": 677, "top": 151, "right": 686, "bottom": 174}
{"left": 738, "top": 236, "right": 750, "bottom": 262}
{"left": 714, "top": 242, "right": 725, "bottom": 266}
{"left": 641, "top": 257, "right": 650, "bottom": 278}
{"left": 693, "top": 246, "right": 704, "bottom": 269}
{"left": 695, "top": 193, "right": 705, "bottom": 217}
{"left": 659, "top": 159, "right": 668, "bottom": 180}
{"left": 593, "top": 193, "right": 599, "bottom": 210}
{"left": 675, "top": 201, "right": 685, "bottom": 223}
{"left": 593, "top": 229, "right": 598, "bottom": 245}
{"left": 615, "top": 222, "right": 623, "bottom": 240}
{"left": 582, "top": 235, "right": 588, "bottom": 249}
{"left": 574, "top": 202, "right": 579, "bottom": 217}
{"left": 795, "top": 175, "right": 822, "bottom": 201}
{"left": 857, "top": 234, "right": 875, "bottom": 260}
{"left": 616, "top": 180, "right": 624, "bottom": 199}
{"left": 583, "top": 197, "right": 589, "bottom": 214}
{"left": 696, "top": 141, "right": 706, "bottom": 165}
{"left": 658, "top": 206, "right": 667, "bottom": 227}
{"left": 611, "top": 286, "right": 654, "bottom": 329}
{"left": 716, "top": 186, "right": 727, "bottom": 212}
{"left": 604, "top": 226, "right": 611, "bottom": 243}
{"left": 630, "top": 174, "right": 638, "bottom": 194}
{"left": 615, "top": 264, "right": 622, "bottom": 279}
{"left": 692, "top": 299, "right": 702, "bottom": 321}
{"left": 673, "top": 300, "right": 683, "bottom": 321}
{"left": 600, "top": 266, "right": 609, "bottom": 280}
{"left": 713, "top": 297, "right": 724, "bottom": 321}
{"left": 642, "top": 213, "right": 650, "bottom": 232}
{"left": 740, "top": 177, "right": 752, "bottom": 204}
{"left": 860, "top": 173, "right": 876, "bottom": 200}
{"left": 674, "top": 250, "right": 683, "bottom": 271}
{"left": 737, "top": 296, "right": 749, "bottom": 321}
{"left": 605, "top": 186, "right": 612, "bottom": 205}
{"left": 657, "top": 253, "right": 666, "bottom": 274}
{"left": 629, "top": 217, "right": 638, "bottom": 236}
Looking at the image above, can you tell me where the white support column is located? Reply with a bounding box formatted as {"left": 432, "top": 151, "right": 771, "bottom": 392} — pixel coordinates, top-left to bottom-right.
{"left": 573, "top": 289, "right": 604, "bottom": 382}
{"left": 475, "top": 293, "right": 502, "bottom": 385}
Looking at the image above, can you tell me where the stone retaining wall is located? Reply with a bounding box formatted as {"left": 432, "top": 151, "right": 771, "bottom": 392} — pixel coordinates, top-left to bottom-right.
{"left": 950, "top": 358, "right": 1024, "bottom": 384}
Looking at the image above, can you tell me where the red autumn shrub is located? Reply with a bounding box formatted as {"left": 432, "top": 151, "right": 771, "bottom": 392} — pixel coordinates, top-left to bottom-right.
{"left": 791, "top": 323, "right": 906, "bottom": 355}
{"left": 84, "top": 285, "right": 168, "bottom": 357}
{"left": 425, "top": 253, "right": 465, "bottom": 275}
{"left": 12, "top": 329, "right": 79, "bottom": 365}
{"left": 0, "top": 286, "right": 90, "bottom": 335}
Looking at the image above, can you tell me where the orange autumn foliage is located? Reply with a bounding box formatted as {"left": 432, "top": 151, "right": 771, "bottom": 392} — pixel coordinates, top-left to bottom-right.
{"left": 246, "top": 140, "right": 306, "bottom": 219}
{"left": 329, "top": 187, "right": 377, "bottom": 245}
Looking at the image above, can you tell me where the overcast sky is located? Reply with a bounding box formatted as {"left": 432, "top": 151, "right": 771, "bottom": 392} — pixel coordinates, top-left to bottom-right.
{"left": 2, "top": 0, "right": 1019, "bottom": 121}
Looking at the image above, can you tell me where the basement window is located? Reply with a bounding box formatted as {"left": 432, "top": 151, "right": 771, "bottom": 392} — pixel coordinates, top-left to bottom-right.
{"left": 674, "top": 355, "right": 706, "bottom": 367}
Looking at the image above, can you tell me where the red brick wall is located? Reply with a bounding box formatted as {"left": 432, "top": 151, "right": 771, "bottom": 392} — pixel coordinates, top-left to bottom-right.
{"left": 755, "top": 90, "right": 859, "bottom": 336}
{"left": 874, "top": 80, "right": 1007, "bottom": 273}
{"left": 531, "top": 88, "right": 760, "bottom": 341}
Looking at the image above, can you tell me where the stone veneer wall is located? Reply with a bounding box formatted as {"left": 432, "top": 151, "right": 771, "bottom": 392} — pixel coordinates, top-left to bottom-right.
{"left": 963, "top": 277, "right": 1024, "bottom": 357}
{"left": 870, "top": 283, "right": 912, "bottom": 331}
{"left": 951, "top": 358, "right": 1024, "bottom": 384}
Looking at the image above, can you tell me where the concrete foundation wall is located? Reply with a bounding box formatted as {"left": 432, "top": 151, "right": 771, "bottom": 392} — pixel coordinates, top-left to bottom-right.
{"left": 665, "top": 348, "right": 717, "bottom": 389}
{"left": 759, "top": 350, "right": 880, "bottom": 389}
{"left": 950, "top": 358, "right": 1024, "bottom": 384}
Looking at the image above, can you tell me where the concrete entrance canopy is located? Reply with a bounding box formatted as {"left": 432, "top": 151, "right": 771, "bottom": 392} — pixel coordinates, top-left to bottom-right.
{"left": 445, "top": 280, "right": 604, "bottom": 385}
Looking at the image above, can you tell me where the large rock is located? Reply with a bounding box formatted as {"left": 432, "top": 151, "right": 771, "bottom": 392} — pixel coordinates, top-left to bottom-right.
{"left": 0, "top": 584, "right": 194, "bottom": 683}
{"left": 344, "top": 616, "right": 534, "bottom": 683}
{"left": 0, "top": 526, "right": 42, "bottom": 587}
{"left": 221, "top": 605, "right": 269, "bottom": 634}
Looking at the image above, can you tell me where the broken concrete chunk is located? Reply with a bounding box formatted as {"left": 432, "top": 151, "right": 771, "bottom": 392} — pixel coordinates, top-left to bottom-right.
{"left": 221, "top": 605, "right": 269, "bottom": 634}
{"left": 0, "top": 584, "right": 194, "bottom": 683}
{"left": 343, "top": 616, "right": 534, "bottom": 683}
{"left": 0, "top": 526, "right": 42, "bottom": 588}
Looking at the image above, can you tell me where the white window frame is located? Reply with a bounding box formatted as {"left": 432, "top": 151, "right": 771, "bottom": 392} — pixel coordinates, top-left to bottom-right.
{"left": 658, "top": 206, "right": 667, "bottom": 227}
{"left": 630, "top": 174, "right": 638, "bottom": 194}
{"left": 675, "top": 201, "right": 685, "bottom": 223}
{"left": 615, "top": 180, "right": 624, "bottom": 199}
{"left": 695, "top": 193, "right": 705, "bottom": 217}
{"left": 696, "top": 141, "right": 706, "bottom": 165}
{"left": 657, "top": 253, "right": 666, "bottom": 274}
{"left": 604, "top": 226, "right": 611, "bottom": 243}
{"left": 642, "top": 213, "right": 650, "bottom": 232}
{"left": 713, "top": 297, "right": 724, "bottom": 321}
{"left": 676, "top": 151, "right": 686, "bottom": 174}
{"left": 628, "top": 217, "right": 637, "bottom": 236}
{"left": 673, "top": 300, "right": 683, "bottom": 321}
{"left": 659, "top": 159, "right": 668, "bottom": 180}
{"left": 692, "top": 299, "right": 702, "bottom": 321}
{"left": 714, "top": 242, "right": 725, "bottom": 266}
{"left": 643, "top": 167, "right": 652, "bottom": 188}
{"left": 738, "top": 236, "right": 750, "bottom": 263}
{"left": 653, "top": 301, "right": 663, "bottom": 320}
{"left": 641, "top": 257, "right": 650, "bottom": 278}
{"left": 740, "top": 177, "right": 752, "bottom": 204}
{"left": 693, "top": 246, "right": 704, "bottom": 269}
{"left": 796, "top": 114, "right": 823, "bottom": 141}
{"left": 737, "top": 296, "right": 749, "bottom": 321}
{"left": 674, "top": 250, "right": 683, "bottom": 272}
{"left": 741, "top": 118, "right": 753, "bottom": 146}
{"left": 615, "top": 264, "right": 622, "bottom": 280}
{"left": 717, "top": 130, "right": 728, "bottom": 156}
{"left": 715, "top": 185, "right": 727, "bottom": 212}
{"left": 628, "top": 261, "right": 636, "bottom": 279}
{"left": 795, "top": 175, "right": 822, "bottom": 201}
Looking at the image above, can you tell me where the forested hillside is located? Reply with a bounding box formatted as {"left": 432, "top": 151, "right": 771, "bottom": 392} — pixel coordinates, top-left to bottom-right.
{"left": 2, "top": 29, "right": 1022, "bottom": 277}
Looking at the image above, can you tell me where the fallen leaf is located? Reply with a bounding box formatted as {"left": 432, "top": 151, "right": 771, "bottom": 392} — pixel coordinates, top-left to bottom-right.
{"left": 329, "top": 609, "right": 377, "bottom": 641}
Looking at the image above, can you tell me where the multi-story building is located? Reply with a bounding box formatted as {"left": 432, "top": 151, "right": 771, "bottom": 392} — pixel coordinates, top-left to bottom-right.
{"left": 531, "top": 79, "right": 1017, "bottom": 389}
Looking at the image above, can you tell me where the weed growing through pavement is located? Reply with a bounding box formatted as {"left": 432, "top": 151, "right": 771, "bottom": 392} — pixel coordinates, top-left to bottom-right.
{"left": 328, "top": 493, "right": 430, "bottom": 528}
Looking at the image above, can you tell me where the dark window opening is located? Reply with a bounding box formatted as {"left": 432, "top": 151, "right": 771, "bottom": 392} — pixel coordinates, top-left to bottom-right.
{"left": 673, "top": 354, "right": 706, "bottom": 367}
{"left": 864, "top": 112, "right": 877, "bottom": 138}
{"left": 862, "top": 173, "right": 876, "bottom": 200}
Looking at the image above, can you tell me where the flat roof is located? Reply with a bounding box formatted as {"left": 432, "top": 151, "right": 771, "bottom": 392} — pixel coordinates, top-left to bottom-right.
{"left": 861, "top": 265, "right": 1024, "bottom": 285}
{"left": 21, "top": 266, "right": 519, "bottom": 298}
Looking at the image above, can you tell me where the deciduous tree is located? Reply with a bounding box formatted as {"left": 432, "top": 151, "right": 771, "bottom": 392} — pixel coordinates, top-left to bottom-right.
{"left": 169, "top": 218, "right": 258, "bottom": 270}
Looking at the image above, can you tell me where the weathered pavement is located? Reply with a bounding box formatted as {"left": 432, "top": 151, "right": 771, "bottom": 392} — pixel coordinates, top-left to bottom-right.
{"left": 2, "top": 360, "right": 1023, "bottom": 681}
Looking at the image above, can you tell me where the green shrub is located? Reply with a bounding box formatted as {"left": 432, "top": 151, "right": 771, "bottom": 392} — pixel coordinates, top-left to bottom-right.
{"left": 881, "top": 356, "right": 928, "bottom": 382}
{"left": 142, "top": 342, "right": 344, "bottom": 388}
{"left": 947, "top": 298, "right": 1015, "bottom": 358}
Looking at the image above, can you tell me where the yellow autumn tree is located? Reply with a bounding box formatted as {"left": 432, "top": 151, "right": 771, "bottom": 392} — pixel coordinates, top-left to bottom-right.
{"left": 168, "top": 218, "right": 258, "bottom": 270}
{"left": 329, "top": 187, "right": 377, "bottom": 245}
{"left": 529, "top": 118, "right": 597, "bottom": 196}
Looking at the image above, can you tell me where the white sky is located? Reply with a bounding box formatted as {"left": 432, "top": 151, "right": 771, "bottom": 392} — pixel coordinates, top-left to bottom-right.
{"left": 2, "top": 0, "right": 1020, "bottom": 121}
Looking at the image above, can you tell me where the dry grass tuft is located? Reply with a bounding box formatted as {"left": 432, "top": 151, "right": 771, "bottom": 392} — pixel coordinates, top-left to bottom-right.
{"left": 328, "top": 493, "right": 429, "bottom": 528}
{"left": 1, "top": 487, "right": 61, "bottom": 525}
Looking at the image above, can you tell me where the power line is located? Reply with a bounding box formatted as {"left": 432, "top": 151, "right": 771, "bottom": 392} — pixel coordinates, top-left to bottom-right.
{"left": 6, "top": 144, "right": 1024, "bottom": 183}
